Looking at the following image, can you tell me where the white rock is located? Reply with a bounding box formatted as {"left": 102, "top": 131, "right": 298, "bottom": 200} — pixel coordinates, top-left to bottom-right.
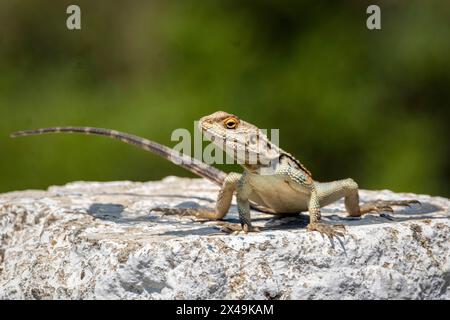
{"left": 0, "top": 177, "right": 449, "bottom": 299}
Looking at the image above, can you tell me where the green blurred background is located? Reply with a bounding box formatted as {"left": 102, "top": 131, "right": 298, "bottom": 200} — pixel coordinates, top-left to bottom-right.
{"left": 0, "top": 0, "right": 449, "bottom": 196}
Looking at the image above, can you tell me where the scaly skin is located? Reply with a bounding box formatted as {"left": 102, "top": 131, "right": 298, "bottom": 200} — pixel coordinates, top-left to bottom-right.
{"left": 11, "top": 112, "right": 419, "bottom": 238}
{"left": 198, "top": 111, "right": 419, "bottom": 237}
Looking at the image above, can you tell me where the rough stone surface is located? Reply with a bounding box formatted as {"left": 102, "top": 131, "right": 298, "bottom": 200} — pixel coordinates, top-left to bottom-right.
{"left": 0, "top": 176, "right": 449, "bottom": 300}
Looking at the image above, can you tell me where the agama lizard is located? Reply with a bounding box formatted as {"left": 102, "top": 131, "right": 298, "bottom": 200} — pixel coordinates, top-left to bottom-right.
{"left": 11, "top": 111, "right": 418, "bottom": 238}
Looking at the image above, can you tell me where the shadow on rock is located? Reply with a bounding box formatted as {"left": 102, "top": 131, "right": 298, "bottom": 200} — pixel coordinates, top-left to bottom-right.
{"left": 88, "top": 203, "right": 125, "bottom": 220}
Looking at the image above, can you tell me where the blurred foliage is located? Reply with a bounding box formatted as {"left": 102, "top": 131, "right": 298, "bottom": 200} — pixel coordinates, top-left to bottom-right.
{"left": 0, "top": 0, "right": 449, "bottom": 196}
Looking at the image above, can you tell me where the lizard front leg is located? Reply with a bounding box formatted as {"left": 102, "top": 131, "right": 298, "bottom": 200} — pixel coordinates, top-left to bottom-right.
{"left": 306, "top": 187, "right": 346, "bottom": 239}
{"left": 197, "top": 172, "right": 241, "bottom": 220}
{"left": 152, "top": 172, "right": 241, "bottom": 220}
{"left": 276, "top": 165, "right": 345, "bottom": 238}
{"left": 235, "top": 172, "right": 260, "bottom": 233}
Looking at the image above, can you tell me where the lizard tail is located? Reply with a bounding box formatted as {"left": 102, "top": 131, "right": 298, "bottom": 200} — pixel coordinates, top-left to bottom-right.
{"left": 11, "top": 127, "right": 227, "bottom": 186}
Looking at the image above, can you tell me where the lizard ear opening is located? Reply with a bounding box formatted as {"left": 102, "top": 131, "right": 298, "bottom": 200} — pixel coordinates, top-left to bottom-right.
{"left": 224, "top": 117, "right": 239, "bottom": 129}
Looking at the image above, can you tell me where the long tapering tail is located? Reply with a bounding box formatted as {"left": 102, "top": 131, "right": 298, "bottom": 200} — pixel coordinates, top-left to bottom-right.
{"left": 11, "top": 126, "right": 227, "bottom": 186}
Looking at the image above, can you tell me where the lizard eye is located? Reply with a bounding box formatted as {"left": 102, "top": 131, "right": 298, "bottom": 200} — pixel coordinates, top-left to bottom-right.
{"left": 224, "top": 117, "right": 238, "bottom": 129}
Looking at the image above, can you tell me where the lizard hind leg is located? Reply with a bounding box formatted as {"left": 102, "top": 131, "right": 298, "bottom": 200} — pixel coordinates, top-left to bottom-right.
{"left": 315, "top": 178, "right": 420, "bottom": 217}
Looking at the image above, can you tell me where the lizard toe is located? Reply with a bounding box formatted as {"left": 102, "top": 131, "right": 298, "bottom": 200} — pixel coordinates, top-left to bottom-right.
{"left": 360, "top": 199, "right": 420, "bottom": 215}
{"left": 307, "top": 222, "right": 346, "bottom": 240}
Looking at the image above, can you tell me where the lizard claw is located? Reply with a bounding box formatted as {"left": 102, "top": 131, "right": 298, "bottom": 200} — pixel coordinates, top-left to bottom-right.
{"left": 212, "top": 222, "right": 261, "bottom": 234}
{"left": 230, "top": 224, "right": 261, "bottom": 235}
{"left": 307, "top": 222, "right": 346, "bottom": 240}
{"left": 215, "top": 223, "right": 242, "bottom": 234}
{"left": 242, "top": 224, "right": 261, "bottom": 233}
{"left": 151, "top": 207, "right": 220, "bottom": 222}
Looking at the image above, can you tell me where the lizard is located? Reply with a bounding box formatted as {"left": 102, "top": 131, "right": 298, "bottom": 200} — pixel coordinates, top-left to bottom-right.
{"left": 11, "top": 111, "right": 419, "bottom": 238}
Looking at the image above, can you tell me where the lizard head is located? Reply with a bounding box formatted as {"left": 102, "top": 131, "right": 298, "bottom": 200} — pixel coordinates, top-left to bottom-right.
{"left": 198, "top": 111, "right": 280, "bottom": 168}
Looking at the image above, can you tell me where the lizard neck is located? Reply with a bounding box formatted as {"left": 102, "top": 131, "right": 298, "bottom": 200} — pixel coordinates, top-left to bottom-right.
{"left": 243, "top": 151, "right": 312, "bottom": 178}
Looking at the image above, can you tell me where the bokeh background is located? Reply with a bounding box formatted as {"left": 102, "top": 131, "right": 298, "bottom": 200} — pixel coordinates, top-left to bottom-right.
{"left": 0, "top": 0, "right": 449, "bottom": 196}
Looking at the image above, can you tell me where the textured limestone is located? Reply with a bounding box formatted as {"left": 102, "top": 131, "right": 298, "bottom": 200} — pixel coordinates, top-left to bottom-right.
{"left": 0, "top": 177, "right": 449, "bottom": 299}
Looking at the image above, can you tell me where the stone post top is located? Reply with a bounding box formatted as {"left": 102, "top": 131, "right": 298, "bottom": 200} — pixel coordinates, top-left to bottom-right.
{"left": 0, "top": 177, "right": 449, "bottom": 299}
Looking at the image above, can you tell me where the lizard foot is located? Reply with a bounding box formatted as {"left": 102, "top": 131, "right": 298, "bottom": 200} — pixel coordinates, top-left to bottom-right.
{"left": 307, "top": 222, "right": 346, "bottom": 240}
{"left": 211, "top": 221, "right": 241, "bottom": 233}
{"left": 215, "top": 223, "right": 261, "bottom": 235}
{"left": 359, "top": 200, "right": 420, "bottom": 215}
{"left": 150, "top": 207, "right": 217, "bottom": 222}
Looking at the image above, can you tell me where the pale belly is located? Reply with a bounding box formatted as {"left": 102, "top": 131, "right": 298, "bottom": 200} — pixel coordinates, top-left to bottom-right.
{"left": 247, "top": 173, "right": 310, "bottom": 214}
